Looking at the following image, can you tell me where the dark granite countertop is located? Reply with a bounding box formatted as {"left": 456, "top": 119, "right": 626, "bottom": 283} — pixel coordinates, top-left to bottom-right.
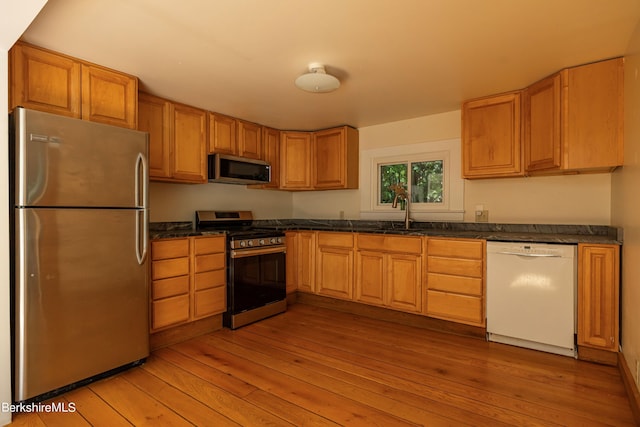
{"left": 150, "top": 219, "right": 622, "bottom": 245}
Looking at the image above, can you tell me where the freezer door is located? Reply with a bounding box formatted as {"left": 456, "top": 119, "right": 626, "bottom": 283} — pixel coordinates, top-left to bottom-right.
{"left": 14, "top": 208, "right": 149, "bottom": 401}
{"left": 13, "top": 107, "right": 148, "bottom": 208}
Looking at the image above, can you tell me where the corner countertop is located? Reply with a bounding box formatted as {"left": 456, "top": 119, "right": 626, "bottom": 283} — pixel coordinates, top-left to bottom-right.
{"left": 150, "top": 219, "right": 622, "bottom": 245}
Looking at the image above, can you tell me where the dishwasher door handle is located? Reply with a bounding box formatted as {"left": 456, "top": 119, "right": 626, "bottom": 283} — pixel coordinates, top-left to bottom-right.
{"left": 496, "top": 251, "right": 561, "bottom": 257}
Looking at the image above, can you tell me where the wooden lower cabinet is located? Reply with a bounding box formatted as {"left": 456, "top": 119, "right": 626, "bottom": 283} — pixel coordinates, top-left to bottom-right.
{"left": 286, "top": 231, "right": 316, "bottom": 293}
{"left": 316, "top": 232, "right": 354, "bottom": 300}
{"left": 578, "top": 243, "right": 620, "bottom": 352}
{"left": 425, "top": 238, "right": 486, "bottom": 327}
{"left": 150, "top": 235, "right": 226, "bottom": 332}
{"left": 355, "top": 234, "right": 423, "bottom": 313}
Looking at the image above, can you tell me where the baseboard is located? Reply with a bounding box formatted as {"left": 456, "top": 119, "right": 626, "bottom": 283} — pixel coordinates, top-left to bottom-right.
{"left": 295, "top": 292, "right": 486, "bottom": 339}
{"left": 577, "top": 345, "right": 618, "bottom": 366}
{"left": 619, "top": 352, "right": 640, "bottom": 425}
{"left": 150, "top": 314, "right": 223, "bottom": 350}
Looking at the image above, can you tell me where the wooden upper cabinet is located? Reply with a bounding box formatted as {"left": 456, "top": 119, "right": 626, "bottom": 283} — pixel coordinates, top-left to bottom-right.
{"left": 313, "top": 126, "right": 359, "bottom": 189}
{"left": 139, "top": 92, "right": 206, "bottom": 184}
{"left": 525, "top": 58, "right": 624, "bottom": 174}
{"left": 237, "top": 119, "right": 262, "bottom": 159}
{"left": 171, "top": 103, "right": 207, "bottom": 183}
{"left": 10, "top": 42, "right": 81, "bottom": 118}
{"left": 9, "top": 41, "right": 137, "bottom": 129}
{"left": 138, "top": 92, "right": 171, "bottom": 179}
{"left": 462, "top": 91, "right": 523, "bottom": 179}
{"left": 280, "top": 131, "right": 313, "bottom": 189}
{"left": 524, "top": 73, "right": 562, "bottom": 171}
{"left": 562, "top": 58, "right": 624, "bottom": 172}
{"left": 80, "top": 64, "right": 137, "bottom": 129}
{"left": 261, "top": 127, "right": 281, "bottom": 189}
{"left": 578, "top": 244, "right": 619, "bottom": 352}
{"left": 208, "top": 113, "right": 237, "bottom": 155}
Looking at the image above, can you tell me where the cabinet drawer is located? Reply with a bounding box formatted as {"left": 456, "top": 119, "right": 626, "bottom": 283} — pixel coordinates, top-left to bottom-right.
{"left": 427, "top": 256, "right": 483, "bottom": 278}
{"left": 152, "top": 238, "right": 189, "bottom": 260}
{"left": 427, "top": 238, "right": 484, "bottom": 259}
{"left": 152, "top": 294, "right": 190, "bottom": 330}
{"left": 194, "top": 269, "right": 226, "bottom": 291}
{"left": 357, "top": 234, "right": 423, "bottom": 254}
{"left": 152, "top": 275, "right": 190, "bottom": 300}
{"left": 427, "top": 273, "right": 483, "bottom": 296}
{"left": 194, "top": 236, "right": 225, "bottom": 255}
{"left": 152, "top": 257, "right": 189, "bottom": 280}
{"left": 194, "top": 286, "right": 226, "bottom": 318}
{"left": 426, "top": 290, "right": 484, "bottom": 325}
{"left": 195, "top": 253, "right": 225, "bottom": 273}
{"left": 317, "top": 232, "right": 354, "bottom": 248}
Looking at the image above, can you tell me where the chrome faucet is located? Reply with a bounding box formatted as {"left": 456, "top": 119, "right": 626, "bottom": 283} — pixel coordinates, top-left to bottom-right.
{"left": 390, "top": 184, "right": 411, "bottom": 229}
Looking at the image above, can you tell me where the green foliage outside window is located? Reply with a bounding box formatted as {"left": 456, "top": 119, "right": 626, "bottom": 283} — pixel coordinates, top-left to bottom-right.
{"left": 379, "top": 160, "right": 443, "bottom": 204}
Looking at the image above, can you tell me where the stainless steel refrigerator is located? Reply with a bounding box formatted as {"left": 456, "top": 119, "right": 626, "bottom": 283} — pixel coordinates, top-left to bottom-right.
{"left": 10, "top": 107, "right": 150, "bottom": 402}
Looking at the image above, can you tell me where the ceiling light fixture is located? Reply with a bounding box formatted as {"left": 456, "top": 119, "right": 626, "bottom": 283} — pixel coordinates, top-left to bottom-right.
{"left": 295, "top": 63, "right": 340, "bottom": 93}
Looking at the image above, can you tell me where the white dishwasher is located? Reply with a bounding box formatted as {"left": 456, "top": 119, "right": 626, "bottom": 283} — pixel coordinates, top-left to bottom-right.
{"left": 486, "top": 242, "right": 577, "bottom": 357}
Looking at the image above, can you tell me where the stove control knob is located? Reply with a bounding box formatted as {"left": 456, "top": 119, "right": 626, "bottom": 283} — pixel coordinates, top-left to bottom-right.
{"left": 277, "top": 237, "right": 283, "bottom": 244}
{"left": 258, "top": 239, "right": 265, "bottom": 245}
{"left": 240, "top": 241, "right": 246, "bottom": 248}
{"left": 248, "top": 240, "right": 254, "bottom": 247}
{"left": 269, "top": 238, "right": 277, "bottom": 244}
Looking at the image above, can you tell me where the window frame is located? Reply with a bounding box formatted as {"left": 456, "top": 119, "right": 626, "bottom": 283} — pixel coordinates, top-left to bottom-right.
{"left": 359, "top": 138, "right": 464, "bottom": 222}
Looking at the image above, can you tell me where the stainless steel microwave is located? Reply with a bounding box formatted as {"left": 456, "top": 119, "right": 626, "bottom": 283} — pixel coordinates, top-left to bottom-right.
{"left": 207, "top": 154, "right": 271, "bottom": 185}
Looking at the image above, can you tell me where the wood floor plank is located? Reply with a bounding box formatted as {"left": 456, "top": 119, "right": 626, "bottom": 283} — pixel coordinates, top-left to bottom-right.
{"left": 244, "top": 389, "right": 342, "bottom": 427}
{"left": 88, "top": 376, "right": 192, "bottom": 426}
{"left": 6, "top": 412, "right": 47, "bottom": 427}
{"left": 146, "top": 350, "right": 297, "bottom": 427}
{"left": 63, "top": 387, "right": 132, "bottom": 427}
{"left": 121, "top": 365, "right": 240, "bottom": 427}
{"left": 33, "top": 397, "right": 90, "bottom": 427}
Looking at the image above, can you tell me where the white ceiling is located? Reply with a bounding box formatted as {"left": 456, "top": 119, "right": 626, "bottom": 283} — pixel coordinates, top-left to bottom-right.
{"left": 19, "top": 0, "right": 640, "bottom": 131}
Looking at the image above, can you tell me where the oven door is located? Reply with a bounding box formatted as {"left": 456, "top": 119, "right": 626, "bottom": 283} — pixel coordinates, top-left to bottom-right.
{"left": 228, "top": 246, "right": 286, "bottom": 315}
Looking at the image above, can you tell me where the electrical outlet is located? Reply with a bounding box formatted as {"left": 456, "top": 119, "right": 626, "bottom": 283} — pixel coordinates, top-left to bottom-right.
{"left": 475, "top": 210, "right": 489, "bottom": 223}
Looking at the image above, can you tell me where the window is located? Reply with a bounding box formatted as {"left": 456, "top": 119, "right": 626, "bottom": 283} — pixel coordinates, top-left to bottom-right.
{"left": 379, "top": 160, "right": 443, "bottom": 205}
{"left": 360, "top": 138, "right": 464, "bottom": 221}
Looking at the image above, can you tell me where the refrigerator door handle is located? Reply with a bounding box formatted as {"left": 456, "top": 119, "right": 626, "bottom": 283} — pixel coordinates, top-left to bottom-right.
{"left": 136, "top": 209, "right": 148, "bottom": 265}
{"left": 135, "top": 152, "right": 148, "bottom": 208}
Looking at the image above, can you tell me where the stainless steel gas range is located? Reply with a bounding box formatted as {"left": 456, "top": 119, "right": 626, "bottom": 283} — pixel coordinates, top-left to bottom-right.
{"left": 195, "top": 211, "right": 286, "bottom": 329}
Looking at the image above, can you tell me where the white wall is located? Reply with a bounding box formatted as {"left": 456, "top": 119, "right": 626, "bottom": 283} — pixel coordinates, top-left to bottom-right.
{"left": 612, "top": 19, "right": 640, "bottom": 388}
{"left": 149, "top": 181, "right": 293, "bottom": 222}
{"left": 1, "top": 2, "right": 48, "bottom": 424}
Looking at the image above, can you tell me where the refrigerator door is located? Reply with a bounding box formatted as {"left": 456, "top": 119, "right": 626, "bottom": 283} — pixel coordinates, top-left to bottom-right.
{"left": 15, "top": 207, "right": 149, "bottom": 401}
{"left": 13, "top": 107, "right": 148, "bottom": 209}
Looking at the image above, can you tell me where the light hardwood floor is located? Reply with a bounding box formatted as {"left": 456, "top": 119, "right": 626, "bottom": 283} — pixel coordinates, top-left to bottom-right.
{"left": 8, "top": 303, "right": 635, "bottom": 426}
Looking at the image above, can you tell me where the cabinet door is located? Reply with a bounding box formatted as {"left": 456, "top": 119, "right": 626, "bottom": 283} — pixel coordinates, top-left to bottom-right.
{"left": 525, "top": 73, "right": 562, "bottom": 171}
{"left": 281, "top": 132, "right": 312, "bottom": 189}
{"left": 138, "top": 92, "right": 171, "bottom": 179}
{"left": 171, "top": 103, "right": 207, "bottom": 183}
{"left": 313, "top": 126, "right": 359, "bottom": 189}
{"left": 208, "top": 113, "right": 237, "bottom": 155}
{"left": 296, "top": 231, "right": 316, "bottom": 292}
{"left": 387, "top": 253, "right": 422, "bottom": 313}
{"left": 462, "top": 92, "right": 523, "bottom": 178}
{"left": 285, "top": 232, "right": 298, "bottom": 294}
{"left": 10, "top": 42, "right": 81, "bottom": 118}
{"left": 81, "top": 64, "right": 138, "bottom": 129}
{"left": 564, "top": 58, "right": 624, "bottom": 170}
{"left": 262, "top": 127, "right": 281, "bottom": 189}
{"left": 237, "top": 120, "right": 262, "bottom": 160}
{"left": 355, "top": 251, "right": 385, "bottom": 306}
{"left": 578, "top": 244, "right": 619, "bottom": 351}
{"left": 316, "top": 247, "right": 353, "bottom": 300}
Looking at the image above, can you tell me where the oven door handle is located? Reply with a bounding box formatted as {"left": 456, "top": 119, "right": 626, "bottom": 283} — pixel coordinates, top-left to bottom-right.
{"left": 230, "top": 246, "right": 286, "bottom": 258}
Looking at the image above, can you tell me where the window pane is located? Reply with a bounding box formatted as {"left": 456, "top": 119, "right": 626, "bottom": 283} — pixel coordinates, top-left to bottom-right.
{"left": 411, "top": 160, "right": 443, "bottom": 203}
{"left": 379, "top": 163, "right": 407, "bottom": 204}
